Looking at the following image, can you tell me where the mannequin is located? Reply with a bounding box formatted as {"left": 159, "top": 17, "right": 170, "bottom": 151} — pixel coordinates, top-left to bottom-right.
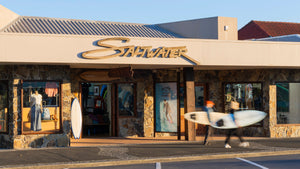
{"left": 30, "top": 89, "right": 42, "bottom": 131}
{"left": 245, "top": 84, "right": 253, "bottom": 109}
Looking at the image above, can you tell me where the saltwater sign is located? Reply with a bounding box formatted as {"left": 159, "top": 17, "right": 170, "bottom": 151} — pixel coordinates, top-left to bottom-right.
{"left": 82, "top": 37, "right": 199, "bottom": 65}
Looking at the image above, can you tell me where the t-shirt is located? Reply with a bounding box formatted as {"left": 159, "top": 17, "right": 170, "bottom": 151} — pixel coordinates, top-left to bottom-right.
{"left": 30, "top": 93, "right": 42, "bottom": 107}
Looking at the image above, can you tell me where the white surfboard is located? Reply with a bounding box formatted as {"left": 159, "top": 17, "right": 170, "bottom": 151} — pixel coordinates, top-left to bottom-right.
{"left": 71, "top": 98, "right": 82, "bottom": 139}
{"left": 184, "top": 111, "right": 227, "bottom": 125}
{"left": 211, "top": 110, "right": 267, "bottom": 129}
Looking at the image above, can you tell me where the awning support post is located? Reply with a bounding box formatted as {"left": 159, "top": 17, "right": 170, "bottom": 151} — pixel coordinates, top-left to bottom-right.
{"left": 183, "top": 67, "right": 196, "bottom": 141}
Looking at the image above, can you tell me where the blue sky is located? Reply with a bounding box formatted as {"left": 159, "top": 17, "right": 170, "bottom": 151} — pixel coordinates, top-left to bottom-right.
{"left": 1, "top": 0, "right": 300, "bottom": 29}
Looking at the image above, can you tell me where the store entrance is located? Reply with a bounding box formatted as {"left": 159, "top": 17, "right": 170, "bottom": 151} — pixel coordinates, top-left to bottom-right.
{"left": 81, "top": 83, "right": 111, "bottom": 137}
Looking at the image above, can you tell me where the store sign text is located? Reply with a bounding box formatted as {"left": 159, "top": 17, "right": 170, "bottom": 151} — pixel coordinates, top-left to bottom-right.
{"left": 82, "top": 37, "right": 199, "bottom": 65}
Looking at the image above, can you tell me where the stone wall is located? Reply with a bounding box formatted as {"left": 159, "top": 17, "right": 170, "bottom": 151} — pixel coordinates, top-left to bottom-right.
{"left": 0, "top": 66, "right": 13, "bottom": 148}
{"left": 70, "top": 69, "right": 178, "bottom": 138}
{"left": 118, "top": 70, "right": 153, "bottom": 137}
{"left": 58, "top": 68, "right": 300, "bottom": 140}
{"left": 4, "top": 65, "right": 300, "bottom": 149}
{"left": 194, "top": 69, "right": 271, "bottom": 137}
{"left": 147, "top": 69, "right": 270, "bottom": 137}
{"left": 0, "top": 65, "right": 71, "bottom": 149}
{"left": 268, "top": 69, "right": 300, "bottom": 138}
{"left": 194, "top": 69, "right": 300, "bottom": 137}
{"left": 70, "top": 69, "right": 154, "bottom": 137}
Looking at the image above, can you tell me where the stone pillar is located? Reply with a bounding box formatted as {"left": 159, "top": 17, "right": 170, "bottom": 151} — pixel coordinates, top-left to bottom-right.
{"left": 183, "top": 68, "right": 196, "bottom": 141}
{"left": 144, "top": 89, "right": 154, "bottom": 137}
{"left": 12, "top": 78, "right": 20, "bottom": 148}
{"left": 61, "top": 81, "right": 72, "bottom": 136}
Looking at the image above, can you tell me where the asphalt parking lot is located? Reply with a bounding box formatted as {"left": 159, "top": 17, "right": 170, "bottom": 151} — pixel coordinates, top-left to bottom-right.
{"left": 1, "top": 137, "right": 300, "bottom": 169}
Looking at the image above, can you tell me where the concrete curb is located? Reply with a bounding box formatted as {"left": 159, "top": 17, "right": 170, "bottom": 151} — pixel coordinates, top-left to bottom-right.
{"left": 5, "top": 149, "right": 300, "bottom": 169}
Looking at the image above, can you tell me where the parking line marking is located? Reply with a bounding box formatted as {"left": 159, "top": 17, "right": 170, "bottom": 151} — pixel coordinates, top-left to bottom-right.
{"left": 236, "top": 157, "right": 268, "bottom": 169}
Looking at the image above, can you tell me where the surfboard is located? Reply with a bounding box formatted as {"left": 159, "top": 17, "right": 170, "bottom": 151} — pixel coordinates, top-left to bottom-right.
{"left": 184, "top": 111, "right": 227, "bottom": 125}
{"left": 211, "top": 110, "right": 267, "bottom": 129}
{"left": 100, "top": 84, "right": 107, "bottom": 97}
{"left": 71, "top": 98, "right": 82, "bottom": 139}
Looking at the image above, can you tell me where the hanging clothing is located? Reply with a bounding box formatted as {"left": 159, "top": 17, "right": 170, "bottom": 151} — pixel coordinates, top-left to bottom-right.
{"left": 30, "top": 93, "right": 42, "bottom": 131}
{"left": 45, "top": 82, "right": 58, "bottom": 97}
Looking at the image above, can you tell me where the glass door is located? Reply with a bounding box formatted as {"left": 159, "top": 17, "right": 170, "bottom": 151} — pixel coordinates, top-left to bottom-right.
{"left": 81, "top": 83, "right": 111, "bottom": 137}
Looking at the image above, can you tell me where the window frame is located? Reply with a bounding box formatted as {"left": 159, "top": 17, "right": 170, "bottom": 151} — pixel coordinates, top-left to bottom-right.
{"left": 222, "top": 82, "right": 264, "bottom": 126}
{"left": 194, "top": 83, "right": 208, "bottom": 111}
{"left": 275, "top": 81, "right": 300, "bottom": 125}
{"left": 21, "top": 80, "right": 63, "bottom": 135}
{"left": 179, "top": 83, "right": 208, "bottom": 110}
{"left": 154, "top": 81, "right": 178, "bottom": 133}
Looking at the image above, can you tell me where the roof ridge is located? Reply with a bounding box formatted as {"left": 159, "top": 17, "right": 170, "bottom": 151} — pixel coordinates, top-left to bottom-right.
{"left": 21, "top": 15, "right": 150, "bottom": 26}
{"left": 252, "top": 20, "right": 300, "bottom": 25}
{"left": 0, "top": 15, "right": 22, "bottom": 32}
{"left": 2, "top": 16, "right": 181, "bottom": 38}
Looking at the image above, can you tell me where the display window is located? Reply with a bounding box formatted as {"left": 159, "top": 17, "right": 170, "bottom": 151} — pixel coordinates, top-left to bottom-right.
{"left": 276, "top": 83, "right": 300, "bottom": 124}
{"left": 194, "top": 83, "right": 207, "bottom": 111}
{"left": 0, "top": 81, "right": 8, "bottom": 133}
{"left": 179, "top": 83, "right": 206, "bottom": 110}
{"left": 224, "top": 83, "right": 262, "bottom": 113}
{"left": 179, "top": 83, "right": 207, "bottom": 135}
{"left": 22, "top": 81, "right": 61, "bottom": 133}
{"left": 155, "top": 82, "right": 178, "bottom": 132}
{"left": 117, "top": 83, "right": 136, "bottom": 117}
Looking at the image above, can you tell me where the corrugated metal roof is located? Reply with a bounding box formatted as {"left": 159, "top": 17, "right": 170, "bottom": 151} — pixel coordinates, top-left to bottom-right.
{"left": 1, "top": 16, "right": 182, "bottom": 38}
{"left": 254, "top": 34, "right": 300, "bottom": 42}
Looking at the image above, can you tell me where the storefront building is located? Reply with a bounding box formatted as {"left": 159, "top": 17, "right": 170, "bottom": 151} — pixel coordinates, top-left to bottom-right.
{"left": 1, "top": 5, "right": 300, "bottom": 149}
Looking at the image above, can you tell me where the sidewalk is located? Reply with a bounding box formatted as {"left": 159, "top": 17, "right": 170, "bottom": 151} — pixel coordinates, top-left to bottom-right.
{"left": 70, "top": 136, "right": 229, "bottom": 147}
{"left": 70, "top": 135, "right": 265, "bottom": 147}
{"left": 1, "top": 136, "right": 300, "bottom": 169}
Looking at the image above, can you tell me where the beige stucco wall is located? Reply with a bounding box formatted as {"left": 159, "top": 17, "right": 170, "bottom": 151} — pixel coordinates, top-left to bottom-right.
{"left": 158, "top": 17, "right": 219, "bottom": 39}
{"left": 289, "top": 84, "right": 300, "bottom": 124}
{"left": 217, "top": 16, "right": 237, "bottom": 40}
{"left": 158, "top": 16, "right": 237, "bottom": 40}
{"left": 0, "top": 5, "right": 19, "bottom": 30}
{"left": 0, "top": 33, "right": 300, "bottom": 69}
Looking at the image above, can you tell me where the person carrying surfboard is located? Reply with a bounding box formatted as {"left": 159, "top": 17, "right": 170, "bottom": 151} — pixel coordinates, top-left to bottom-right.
{"left": 224, "top": 101, "right": 249, "bottom": 149}
{"left": 203, "top": 100, "right": 215, "bottom": 145}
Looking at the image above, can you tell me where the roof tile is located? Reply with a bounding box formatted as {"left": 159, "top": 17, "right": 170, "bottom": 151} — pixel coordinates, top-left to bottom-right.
{"left": 239, "top": 20, "right": 300, "bottom": 40}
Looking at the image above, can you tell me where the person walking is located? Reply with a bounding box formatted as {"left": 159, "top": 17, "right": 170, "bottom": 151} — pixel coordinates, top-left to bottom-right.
{"left": 224, "top": 101, "right": 249, "bottom": 148}
{"left": 203, "top": 100, "right": 215, "bottom": 145}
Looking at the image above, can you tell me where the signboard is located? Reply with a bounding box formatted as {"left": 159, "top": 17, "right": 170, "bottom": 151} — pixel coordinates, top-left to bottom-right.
{"left": 82, "top": 37, "right": 199, "bottom": 65}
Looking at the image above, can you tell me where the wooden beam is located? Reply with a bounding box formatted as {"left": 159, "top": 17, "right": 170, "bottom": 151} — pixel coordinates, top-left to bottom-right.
{"left": 183, "top": 68, "right": 196, "bottom": 141}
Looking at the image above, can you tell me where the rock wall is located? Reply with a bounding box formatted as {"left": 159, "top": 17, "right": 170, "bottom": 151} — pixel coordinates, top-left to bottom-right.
{"left": 262, "top": 69, "right": 300, "bottom": 138}
{"left": 0, "top": 66, "right": 13, "bottom": 148}
{"left": 130, "top": 68, "right": 300, "bottom": 138}
{"left": 70, "top": 69, "right": 178, "bottom": 138}
{"left": 0, "top": 65, "right": 71, "bottom": 149}
{"left": 1, "top": 66, "right": 297, "bottom": 149}
{"left": 194, "top": 69, "right": 270, "bottom": 137}
{"left": 194, "top": 69, "right": 300, "bottom": 137}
